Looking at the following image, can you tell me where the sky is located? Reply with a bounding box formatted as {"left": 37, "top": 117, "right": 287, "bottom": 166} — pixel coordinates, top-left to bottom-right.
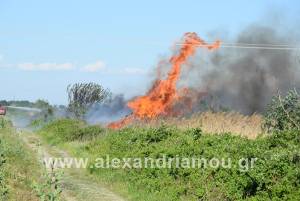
{"left": 0, "top": 0, "right": 299, "bottom": 104}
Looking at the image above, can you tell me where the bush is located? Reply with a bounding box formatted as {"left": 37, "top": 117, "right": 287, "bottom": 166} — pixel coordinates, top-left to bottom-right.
{"left": 38, "top": 119, "right": 86, "bottom": 143}
{"left": 71, "top": 125, "right": 104, "bottom": 141}
{"left": 38, "top": 119, "right": 104, "bottom": 143}
{"left": 263, "top": 89, "right": 300, "bottom": 132}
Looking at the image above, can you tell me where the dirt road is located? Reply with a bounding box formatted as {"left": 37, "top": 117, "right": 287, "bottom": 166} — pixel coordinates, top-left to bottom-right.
{"left": 19, "top": 130, "right": 125, "bottom": 201}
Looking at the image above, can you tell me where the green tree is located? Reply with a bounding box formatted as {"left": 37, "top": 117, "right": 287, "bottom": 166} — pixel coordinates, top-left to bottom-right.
{"left": 67, "top": 82, "right": 110, "bottom": 119}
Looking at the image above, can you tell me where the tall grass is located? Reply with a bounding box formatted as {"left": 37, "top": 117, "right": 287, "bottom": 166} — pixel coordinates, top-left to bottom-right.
{"left": 131, "top": 111, "right": 263, "bottom": 139}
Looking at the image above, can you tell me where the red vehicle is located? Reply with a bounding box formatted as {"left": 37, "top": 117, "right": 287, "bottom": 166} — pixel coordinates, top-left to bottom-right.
{"left": 0, "top": 105, "right": 6, "bottom": 115}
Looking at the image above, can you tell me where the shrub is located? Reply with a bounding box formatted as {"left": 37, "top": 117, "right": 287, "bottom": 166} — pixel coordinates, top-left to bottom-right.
{"left": 38, "top": 119, "right": 86, "bottom": 143}
{"left": 263, "top": 89, "right": 300, "bottom": 132}
{"left": 185, "top": 127, "right": 202, "bottom": 140}
{"left": 144, "top": 124, "right": 174, "bottom": 143}
{"left": 71, "top": 125, "right": 104, "bottom": 141}
{"left": 38, "top": 119, "right": 104, "bottom": 143}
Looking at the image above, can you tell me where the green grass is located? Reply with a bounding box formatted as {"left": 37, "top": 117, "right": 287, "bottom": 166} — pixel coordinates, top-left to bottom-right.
{"left": 38, "top": 118, "right": 86, "bottom": 144}
{"left": 0, "top": 118, "right": 41, "bottom": 201}
{"left": 38, "top": 119, "right": 300, "bottom": 201}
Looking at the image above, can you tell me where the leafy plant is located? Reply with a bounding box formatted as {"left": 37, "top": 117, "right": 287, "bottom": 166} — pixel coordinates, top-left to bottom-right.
{"left": 33, "top": 166, "right": 63, "bottom": 201}
{"left": 263, "top": 89, "right": 300, "bottom": 132}
{"left": 70, "top": 125, "right": 104, "bottom": 141}
{"left": 185, "top": 127, "right": 202, "bottom": 140}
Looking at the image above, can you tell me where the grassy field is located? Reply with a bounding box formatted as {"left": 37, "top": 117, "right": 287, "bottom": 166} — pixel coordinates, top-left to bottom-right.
{"left": 0, "top": 118, "right": 41, "bottom": 201}
{"left": 37, "top": 114, "right": 300, "bottom": 201}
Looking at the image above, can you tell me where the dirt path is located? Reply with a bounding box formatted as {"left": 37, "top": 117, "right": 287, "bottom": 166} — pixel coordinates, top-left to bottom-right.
{"left": 19, "top": 129, "right": 126, "bottom": 201}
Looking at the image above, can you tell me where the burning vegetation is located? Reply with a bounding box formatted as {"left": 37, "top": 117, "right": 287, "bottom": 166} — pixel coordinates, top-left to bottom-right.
{"left": 108, "top": 32, "right": 220, "bottom": 129}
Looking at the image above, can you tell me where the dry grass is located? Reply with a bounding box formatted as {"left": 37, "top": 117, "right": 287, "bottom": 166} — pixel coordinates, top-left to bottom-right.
{"left": 132, "top": 111, "right": 264, "bottom": 139}
{"left": 184, "top": 112, "right": 263, "bottom": 139}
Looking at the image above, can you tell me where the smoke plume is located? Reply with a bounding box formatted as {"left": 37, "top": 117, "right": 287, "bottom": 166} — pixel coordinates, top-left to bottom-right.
{"left": 186, "top": 23, "right": 300, "bottom": 114}
{"left": 85, "top": 94, "right": 130, "bottom": 124}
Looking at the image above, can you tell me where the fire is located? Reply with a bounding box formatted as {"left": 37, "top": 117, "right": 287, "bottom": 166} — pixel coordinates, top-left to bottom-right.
{"left": 108, "top": 32, "right": 220, "bottom": 129}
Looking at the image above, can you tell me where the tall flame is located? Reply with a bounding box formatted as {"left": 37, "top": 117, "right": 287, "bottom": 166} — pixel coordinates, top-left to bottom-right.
{"left": 108, "top": 32, "right": 220, "bottom": 129}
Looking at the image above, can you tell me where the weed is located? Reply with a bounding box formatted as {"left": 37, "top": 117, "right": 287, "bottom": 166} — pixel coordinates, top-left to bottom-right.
{"left": 32, "top": 166, "right": 63, "bottom": 201}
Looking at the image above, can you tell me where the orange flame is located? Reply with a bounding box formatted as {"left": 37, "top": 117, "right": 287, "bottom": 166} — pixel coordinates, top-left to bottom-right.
{"left": 108, "top": 32, "right": 220, "bottom": 129}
